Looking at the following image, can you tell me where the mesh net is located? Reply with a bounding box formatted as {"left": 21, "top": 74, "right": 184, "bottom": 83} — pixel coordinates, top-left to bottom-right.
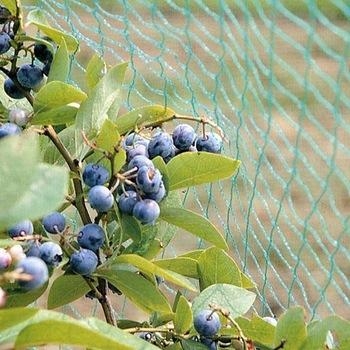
{"left": 23, "top": 0, "right": 350, "bottom": 321}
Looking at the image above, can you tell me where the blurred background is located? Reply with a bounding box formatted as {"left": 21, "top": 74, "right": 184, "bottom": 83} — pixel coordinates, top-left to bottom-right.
{"left": 22, "top": 0, "right": 350, "bottom": 322}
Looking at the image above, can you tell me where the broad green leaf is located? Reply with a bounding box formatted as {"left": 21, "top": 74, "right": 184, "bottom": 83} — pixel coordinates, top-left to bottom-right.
{"left": 0, "top": 134, "right": 69, "bottom": 230}
{"left": 192, "top": 284, "right": 256, "bottom": 320}
{"left": 4, "top": 283, "right": 48, "bottom": 308}
{"left": 96, "top": 119, "right": 120, "bottom": 153}
{"left": 179, "top": 249, "right": 204, "bottom": 260}
{"left": 113, "top": 147, "right": 127, "bottom": 174}
{"left": 115, "top": 105, "right": 176, "bottom": 135}
{"left": 167, "top": 152, "right": 240, "bottom": 191}
{"left": 197, "top": 247, "right": 242, "bottom": 290}
{"left": 27, "top": 9, "right": 79, "bottom": 52}
{"left": 47, "top": 274, "right": 92, "bottom": 309}
{"left": 119, "top": 214, "right": 142, "bottom": 243}
{"left": 301, "top": 316, "right": 350, "bottom": 350}
{"left": 181, "top": 340, "right": 208, "bottom": 350}
{"left": 274, "top": 307, "right": 307, "bottom": 350}
{"left": 34, "top": 81, "right": 87, "bottom": 110}
{"left": 160, "top": 207, "right": 229, "bottom": 251}
{"left": 31, "top": 105, "right": 78, "bottom": 125}
{"left": 86, "top": 54, "right": 106, "bottom": 90}
{"left": 110, "top": 254, "right": 197, "bottom": 291}
{"left": 153, "top": 257, "right": 199, "bottom": 279}
{"left": 47, "top": 37, "right": 70, "bottom": 83}
{"left": 174, "top": 296, "right": 193, "bottom": 334}
{"left": 15, "top": 317, "right": 158, "bottom": 350}
{"left": 75, "top": 62, "right": 128, "bottom": 158}
{"left": 0, "top": 307, "right": 38, "bottom": 332}
{"left": 96, "top": 269, "right": 173, "bottom": 316}
{"left": 1, "top": 0, "right": 17, "bottom": 14}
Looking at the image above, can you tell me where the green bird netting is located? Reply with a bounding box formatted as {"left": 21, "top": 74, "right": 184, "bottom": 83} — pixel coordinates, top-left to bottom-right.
{"left": 23, "top": 0, "right": 350, "bottom": 321}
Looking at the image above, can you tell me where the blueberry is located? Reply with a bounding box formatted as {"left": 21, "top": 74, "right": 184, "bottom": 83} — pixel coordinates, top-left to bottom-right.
{"left": 195, "top": 133, "right": 222, "bottom": 153}
{"left": 39, "top": 241, "right": 63, "bottom": 267}
{"left": 193, "top": 309, "right": 221, "bottom": 337}
{"left": 16, "top": 257, "right": 49, "bottom": 290}
{"left": 82, "top": 163, "right": 109, "bottom": 188}
{"left": 34, "top": 42, "right": 53, "bottom": 64}
{"left": 88, "top": 185, "right": 114, "bottom": 212}
{"left": 143, "top": 182, "right": 166, "bottom": 203}
{"left": 124, "top": 132, "right": 147, "bottom": 147}
{"left": 0, "top": 122, "right": 21, "bottom": 138}
{"left": 132, "top": 199, "right": 160, "bottom": 224}
{"left": 0, "top": 248, "right": 12, "bottom": 269}
{"left": 0, "top": 31, "right": 11, "bottom": 54}
{"left": 42, "top": 60, "right": 51, "bottom": 76}
{"left": 4, "top": 78, "right": 27, "bottom": 99}
{"left": 8, "top": 108, "right": 29, "bottom": 126}
{"left": 127, "top": 155, "right": 154, "bottom": 171}
{"left": 0, "top": 6, "right": 11, "bottom": 24}
{"left": 172, "top": 123, "right": 197, "bottom": 151}
{"left": 200, "top": 337, "right": 217, "bottom": 350}
{"left": 26, "top": 241, "right": 41, "bottom": 258}
{"left": 16, "top": 63, "right": 44, "bottom": 89}
{"left": 77, "top": 223, "right": 105, "bottom": 251}
{"left": 42, "top": 211, "right": 66, "bottom": 234}
{"left": 8, "top": 219, "right": 33, "bottom": 238}
{"left": 118, "top": 190, "right": 139, "bottom": 215}
{"left": 137, "top": 332, "right": 153, "bottom": 342}
{"left": 148, "top": 131, "right": 175, "bottom": 162}
{"left": 126, "top": 143, "right": 149, "bottom": 161}
{"left": 136, "top": 165, "right": 162, "bottom": 194}
{"left": 70, "top": 249, "right": 98, "bottom": 275}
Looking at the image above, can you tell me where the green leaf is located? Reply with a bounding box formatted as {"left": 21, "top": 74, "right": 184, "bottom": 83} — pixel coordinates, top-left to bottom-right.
{"left": 160, "top": 207, "right": 229, "bottom": 251}
{"left": 301, "top": 316, "right": 350, "bottom": 349}
{"left": 0, "top": 134, "right": 69, "bottom": 230}
{"left": 95, "top": 119, "right": 120, "bottom": 153}
{"left": 197, "top": 247, "right": 242, "bottom": 290}
{"left": 174, "top": 296, "right": 193, "bottom": 334}
{"left": 167, "top": 152, "right": 240, "bottom": 191}
{"left": 32, "top": 105, "right": 78, "bottom": 125}
{"left": 1, "top": 0, "right": 17, "bottom": 14}
{"left": 153, "top": 257, "right": 199, "bottom": 279}
{"left": 27, "top": 9, "right": 79, "bottom": 52}
{"left": 95, "top": 269, "right": 173, "bottom": 316}
{"left": 115, "top": 105, "right": 176, "bottom": 135}
{"left": 47, "top": 274, "right": 92, "bottom": 309}
{"left": 0, "top": 307, "right": 39, "bottom": 332}
{"left": 86, "top": 54, "right": 106, "bottom": 90}
{"left": 34, "top": 81, "right": 87, "bottom": 111}
{"left": 192, "top": 284, "right": 256, "bottom": 320}
{"left": 15, "top": 317, "right": 158, "bottom": 350}
{"left": 181, "top": 340, "right": 208, "bottom": 350}
{"left": 75, "top": 62, "right": 128, "bottom": 158}
{"left": 47, "top": 37, "right": 70, "bottom": 83}
{"left": 274, "top": 307, "right": 307, "bottom": 350}
{"left": 4, "top": 283, "right": 48, "bottom": 308}
{"left": 109, "top": 254, "right": 197, "bottom": 291}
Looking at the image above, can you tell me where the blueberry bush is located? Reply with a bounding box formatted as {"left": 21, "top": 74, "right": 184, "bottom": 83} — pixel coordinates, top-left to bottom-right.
{"left": 0, "top": 1, "right": 349, "bottom": 349}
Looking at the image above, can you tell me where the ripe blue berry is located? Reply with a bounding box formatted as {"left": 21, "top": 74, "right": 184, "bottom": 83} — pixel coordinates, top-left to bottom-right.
{"left": 34, "top": 42, "right": 53, "bottom": 63}
{"left": 126, "top": 143, "right": 149, "bottom": 161}
{"left": 4, "top": 78, "right": 27, "bottom": 99}
{"left": 127, "top": 155, "right": 153, "bottom": 171}
{"left": 143, "top": 182, "right": 166, "bottom": 203}
{"left": 0, "top": 122, "right": 21, "bottom": 139}
{"left": 16, "top": 63, "right": 44, "bottom": 89}
{"left": 70, "top": 249, "right": 98, "bottom": 276}
{"left": 39, "top": 241, "right": 63, "bottom": 267}
{"left": 88, "top": 185, "right": 114, "bottom": 212}
{"left": 193, "top": 310, "right": 221, "bottom": 337}
{"left": 0, "top": 31, "right": 11, "bottom": 54}
{"left": 42, "top": 60, "right": 51, "bottom": 76}
{"left": 132, "top": 199, "right": 160, "bottom": 224}
{"left": 136, "top": 165, "right": 162, "bottom": 194}
{"left": 42, "top": 211, "right": 66, "bottom": 234}
{"left": 8, "top": 219, "right": 33, "bottom": 238}
{"left": 118, "top": 190, "right": 139, "bottom": 215}
{"left": 195, "top": 133, "right": 222, "bottom": 153}
{"left": 82, "top": 163, "right": 109, "bottom": 187}
{"left": 0, "top": 248, "right": 12, "bottom": 269}
{"left": 124, "top": 133, "right": 147, "bottom": 147}
{"left": 172, "top": 123, "right": 197, "bottom": 151}
{"left": 16, "top": 257, "right": 49, "bottom": 290}
{"left": 148, "top": 131, "right": 175, "bottom": 162}
{"left": 200, "top": 337, "right": 217, "bottom": 350}
{"left": 77, "top": 223, "right": 105, "bottom": 251}
{"left": 26, "top": 241, "right": 41, "bottom": 258}
{"left": 8, "top": 108, "right": 29, "bottom": 126}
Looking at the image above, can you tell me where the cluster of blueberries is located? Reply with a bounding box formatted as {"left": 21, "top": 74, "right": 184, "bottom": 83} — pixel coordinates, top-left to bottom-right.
{"left": 0, "top": 5, "right": 53, "bottom": 100}
{"left": 193, "top": 309, "right": 221, "bottom": 349}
